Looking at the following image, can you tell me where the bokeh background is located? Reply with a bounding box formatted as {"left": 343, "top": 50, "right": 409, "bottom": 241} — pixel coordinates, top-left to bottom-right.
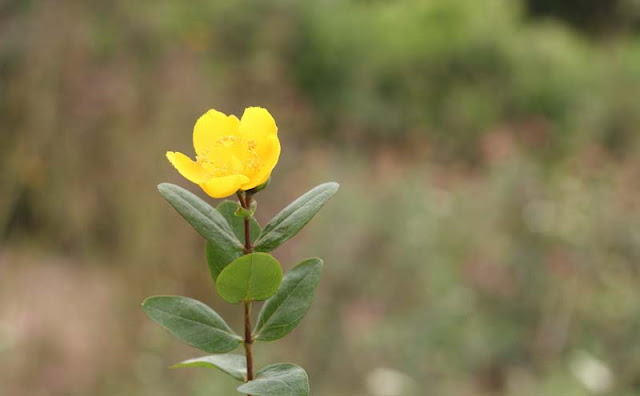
{"left": 2, "top": 1, "right": 640, "bottom": 395}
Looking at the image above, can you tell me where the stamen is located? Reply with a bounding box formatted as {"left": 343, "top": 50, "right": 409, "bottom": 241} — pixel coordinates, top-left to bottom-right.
{"left": 196, "top": 135, "right": 264, "bottom": 178}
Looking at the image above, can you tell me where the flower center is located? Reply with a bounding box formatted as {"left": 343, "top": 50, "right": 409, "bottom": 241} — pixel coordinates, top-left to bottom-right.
{"left": 197, "top": 135, "right": 263, "bottom": 178}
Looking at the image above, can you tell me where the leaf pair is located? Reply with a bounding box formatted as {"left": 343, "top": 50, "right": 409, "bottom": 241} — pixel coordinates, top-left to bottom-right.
{"left": 175, "top": 357, "right": 309, "bottom": 396}
{"left": 141, "top": 258, "right": 324, "bottom": 353}
{"left": 158, "top": 182, "right": 338, "bottom": 279}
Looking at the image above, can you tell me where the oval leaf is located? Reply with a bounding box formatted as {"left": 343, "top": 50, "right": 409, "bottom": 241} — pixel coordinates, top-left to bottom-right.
{"left": 205, "top": 241, "right": 225, "bottom": 282}
{"left": 158, "top": 183, "right": 244, "bottom": 278}
{"left": 142, "top": 296, "right": 242, "bottom": 353}
{"left": 217, "top": 200, "right": 262, "bottom": 244}
{"left": 172, "top": 354, "right": 247, "bottom": 382}
{"left": 237, "top": 364, "right": 309, "bottom": 396}
{"left": 211, "top": 201, "right": 261, "bottom": 281}
{"left": 253, "top": 182, "right": 339, "bottom": 252}
{"left": 254, "top": 258, "right": 323, "bottom": 341}
{"left": 216, "top": 253, "right": 283, "bottom": 304}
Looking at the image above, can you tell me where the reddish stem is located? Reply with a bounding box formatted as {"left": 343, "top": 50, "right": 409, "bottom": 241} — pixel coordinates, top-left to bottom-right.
{"left": 239, "top": 191, "right": 255, "bottom": 390}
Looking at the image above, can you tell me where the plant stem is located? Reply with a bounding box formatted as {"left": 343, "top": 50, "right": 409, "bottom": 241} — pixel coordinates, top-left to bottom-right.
{"left": 240, "top": 191, "right": 255, "bottom": 391}
{"left": 243, "top": 299, "right": 254, "bottom": 381}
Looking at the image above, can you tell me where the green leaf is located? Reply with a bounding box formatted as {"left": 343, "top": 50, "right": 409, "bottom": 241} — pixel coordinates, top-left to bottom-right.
{"left": 205, "top": 241, "right": 223, "bottom": 282}
{"left": 171, "top": 354, "right": 247, "bottom": 382}
{"left": 141, "top": 296, "right": 242, "bottom": 353}
{"left": 217, "top": 200, "right": 262, "bottom": 244}
{"left": 237, "top": 364, "right": 309, "bottom": 396}
{"left": 216, "top": 253, "right": 283, "bottom": 304}
{"left": 158, "top": 184, "right": 244, "bottom": 279}
{"left": 234, "top": 206, "right": 254, "bottom": 218}
{"left": 254, "top": 182, "right": 339, "bottom": 252}
{"left": 254, "top": 258, "right": 323, "bottom": 341}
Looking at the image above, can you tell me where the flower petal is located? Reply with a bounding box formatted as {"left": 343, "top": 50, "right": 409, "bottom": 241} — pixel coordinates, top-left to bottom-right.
{"left": 201, "top": 146, "right": 244, "bottom": 176}
{"left": 238, "top": 107, "right": 277, "bottom": 139}
{"left": 193, "top": 109, "right": 239, "bottom": 156}
{"left": 241, "top": 135, "right": 281, "bottom": 190}
{"left": 166, "top": 151, "right": 211, "bottom": 184}
{"left": 200, "top": 174, "right": 250, "bottom": 198}
{"left": 228, "top": 114, "right": 240, "bottom": 134}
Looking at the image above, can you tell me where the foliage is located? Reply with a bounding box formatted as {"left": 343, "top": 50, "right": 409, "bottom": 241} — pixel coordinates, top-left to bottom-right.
{"left": 141, "top": 296, "right": 242, "bottom": 353}
{"left": 144, "top": 182, "right": 338, "bottom": 395}
{"left": 291, "top": 0, "right": 640, "bottom": 160}
{"left": 237, "top": 364, "right": 310, "bottom": 396}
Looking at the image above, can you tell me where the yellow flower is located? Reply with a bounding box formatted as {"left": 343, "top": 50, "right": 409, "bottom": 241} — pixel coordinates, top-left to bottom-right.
{"left": 166, "top": 107, "right": 280, "bottom": 198}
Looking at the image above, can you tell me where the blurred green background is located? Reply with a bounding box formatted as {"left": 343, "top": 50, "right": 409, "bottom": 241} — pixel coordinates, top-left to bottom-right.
{"left": 2, "top": 1, "right": 640, "bottom": 395}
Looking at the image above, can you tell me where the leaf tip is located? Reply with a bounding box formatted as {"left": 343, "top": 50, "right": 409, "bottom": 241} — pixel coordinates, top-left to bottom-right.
{"left": 304, "top": 257, "right": 324, "bottom": 270}
{"left": 320, "top": 181, "right": 340, "bottom": 195}
{"left": 141, "top": 296, "right": 152, "bottom": 308}
{"left": 141, "top": 295, "right": 170, "bottom": 310}
{"left": 157, "top": 182, "right": 172, "bottom": 192}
